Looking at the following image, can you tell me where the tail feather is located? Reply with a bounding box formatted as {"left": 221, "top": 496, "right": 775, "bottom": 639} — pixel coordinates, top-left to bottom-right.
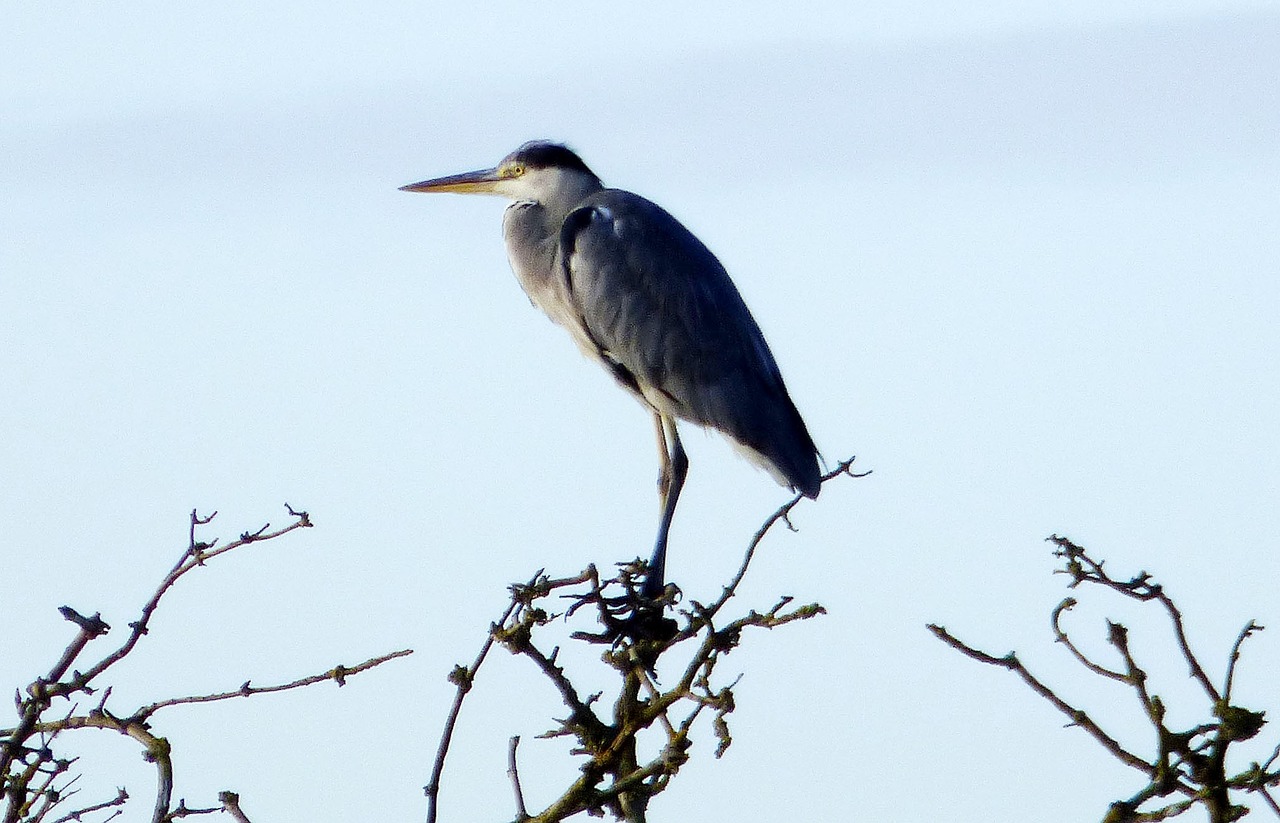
{"left": 729, "top": 394, "right": 821, "bottom": 499}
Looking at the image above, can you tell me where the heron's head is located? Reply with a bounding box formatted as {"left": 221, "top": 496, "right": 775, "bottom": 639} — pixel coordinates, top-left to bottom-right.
{"left": 400, "top": 141, "right": 602, "bottom": 207}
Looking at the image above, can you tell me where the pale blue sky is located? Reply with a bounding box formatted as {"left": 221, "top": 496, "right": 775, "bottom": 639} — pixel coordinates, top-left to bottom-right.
{"left": 3, "top": 4, "right": 1278, "bottom": 821}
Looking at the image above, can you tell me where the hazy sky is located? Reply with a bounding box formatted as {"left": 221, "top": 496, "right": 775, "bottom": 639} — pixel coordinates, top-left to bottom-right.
{"left": 4, "top": 3, "right": 1278, "bottom": 822}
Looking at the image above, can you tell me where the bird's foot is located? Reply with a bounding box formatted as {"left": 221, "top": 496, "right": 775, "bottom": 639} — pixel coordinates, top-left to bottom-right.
{"left": 567, "top": 559, "right": 679, "bottom": 646}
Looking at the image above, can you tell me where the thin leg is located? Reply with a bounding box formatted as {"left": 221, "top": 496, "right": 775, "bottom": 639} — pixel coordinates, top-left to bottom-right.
{"left": 652, "top": 411, "right": 671, "bottom": 499}
{"left": 644, "top": 416, "right": 687, "bottom": 598}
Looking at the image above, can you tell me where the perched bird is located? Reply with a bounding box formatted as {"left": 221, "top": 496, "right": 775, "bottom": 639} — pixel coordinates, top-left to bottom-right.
{"left": 402, "top": 141, "right": 819, "bottom": 596}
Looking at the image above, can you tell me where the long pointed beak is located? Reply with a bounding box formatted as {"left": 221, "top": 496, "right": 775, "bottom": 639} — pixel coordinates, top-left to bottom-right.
{"left": 399, "top": 167, "right": 502, "bottom": 195}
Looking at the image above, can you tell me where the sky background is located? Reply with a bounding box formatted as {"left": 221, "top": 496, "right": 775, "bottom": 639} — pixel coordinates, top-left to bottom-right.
{"left": 3, "top": 2, "right": 1279, "bottom": 821}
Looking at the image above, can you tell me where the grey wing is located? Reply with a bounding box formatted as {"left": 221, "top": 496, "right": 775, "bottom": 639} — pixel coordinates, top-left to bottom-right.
{"left": 558, "top": 190, "right": 821, "bottom": 496}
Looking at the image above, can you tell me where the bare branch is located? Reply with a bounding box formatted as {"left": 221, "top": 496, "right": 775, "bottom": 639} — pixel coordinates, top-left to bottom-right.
{"left": 508, "top": 737, "right": 529, "bottom": 822}
{"left": 700, "top": 456, "right": 865, "bottom": 624}
{"left": 424, "top": 475, "right": 850, "bottom": 822}
{"left": 939, "top": 538, "right": 1277, "bottom": 822}
{"left": 218, "top": 792, "right": 252, "bottom": 823}
{"left": 77, "top": 505, "right": 313, "bottom": 691}
{"left": 1223, "top": 621, "right": 1262, "bottom": 704}
{"left": 134, "top": 649, "right": 412, "bottom": 719}
{"left": 928, "top": 623, "right": 1155, "bottom": 776}
{"left": 166, "top": 799, "right": 221, "bottom": 819}
{"left": 3, "top": 505, "right": 394, "bottom": 823}
{"left": 47, "top": 787, "right": 128, "bottom": 823}
{"left": 1050, "top": 536, "right": 1221, "bottom": 702}
{"left": 424, "top": 570, "right": 541, "bottom": 823}
{"left": 1051, "top": 598, "right": 1128, "bottom": 682}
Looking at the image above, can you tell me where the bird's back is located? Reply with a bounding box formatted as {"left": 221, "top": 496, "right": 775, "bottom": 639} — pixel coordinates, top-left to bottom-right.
{"left": 559, "top": 189, "right": 821, "bottom": 498}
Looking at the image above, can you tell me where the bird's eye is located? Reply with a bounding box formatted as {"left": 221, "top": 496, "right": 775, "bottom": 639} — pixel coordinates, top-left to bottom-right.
{"left": 505, "top": 163, "right": 526, "bottom": 178}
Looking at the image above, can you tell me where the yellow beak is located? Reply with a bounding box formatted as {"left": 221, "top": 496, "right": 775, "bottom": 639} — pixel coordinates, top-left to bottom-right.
{"left": 399, "top": 168, "right": 502, "bottom": 194}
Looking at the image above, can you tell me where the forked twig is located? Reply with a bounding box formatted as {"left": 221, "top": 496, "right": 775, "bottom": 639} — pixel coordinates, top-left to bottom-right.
{"left": 933, "top": 536, "right": 1279, "bottom": 822}
{"left": 425, "top": 460, "right": 864, "bottom": 822}
{"left": 3, "top": 505, "right": 408, "bottom": 823}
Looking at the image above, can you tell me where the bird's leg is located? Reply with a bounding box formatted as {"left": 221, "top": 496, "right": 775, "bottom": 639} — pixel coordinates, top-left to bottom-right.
{"left": 643, "top": 416, "right": 687, "bottom": 599}
{"left": 653, "top": 411, "right": 671, "bottom": 499}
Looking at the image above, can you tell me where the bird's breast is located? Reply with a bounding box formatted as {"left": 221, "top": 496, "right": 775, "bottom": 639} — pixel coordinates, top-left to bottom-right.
{"left": 502, "top": 201, "right": 608, "bottom": 366}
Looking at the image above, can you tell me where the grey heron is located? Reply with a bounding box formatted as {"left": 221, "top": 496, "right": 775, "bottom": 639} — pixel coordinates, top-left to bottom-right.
{"left": 402, "top": 141, "right": 820, "bottom": 597}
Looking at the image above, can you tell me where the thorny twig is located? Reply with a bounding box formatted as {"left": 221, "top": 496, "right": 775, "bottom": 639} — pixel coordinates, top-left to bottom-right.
{"left": 930, "top": 535, "right": 1277, "bottom": 823}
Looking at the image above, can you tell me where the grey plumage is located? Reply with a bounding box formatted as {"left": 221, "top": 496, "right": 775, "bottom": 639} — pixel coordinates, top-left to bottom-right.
{"left": 402, "top": 141, "right": 819, "bottom": 595}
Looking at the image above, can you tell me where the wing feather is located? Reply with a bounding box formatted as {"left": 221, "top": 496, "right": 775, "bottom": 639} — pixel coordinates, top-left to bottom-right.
{"left": 558, "top": 190, "right": 820, "bottom": 496}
